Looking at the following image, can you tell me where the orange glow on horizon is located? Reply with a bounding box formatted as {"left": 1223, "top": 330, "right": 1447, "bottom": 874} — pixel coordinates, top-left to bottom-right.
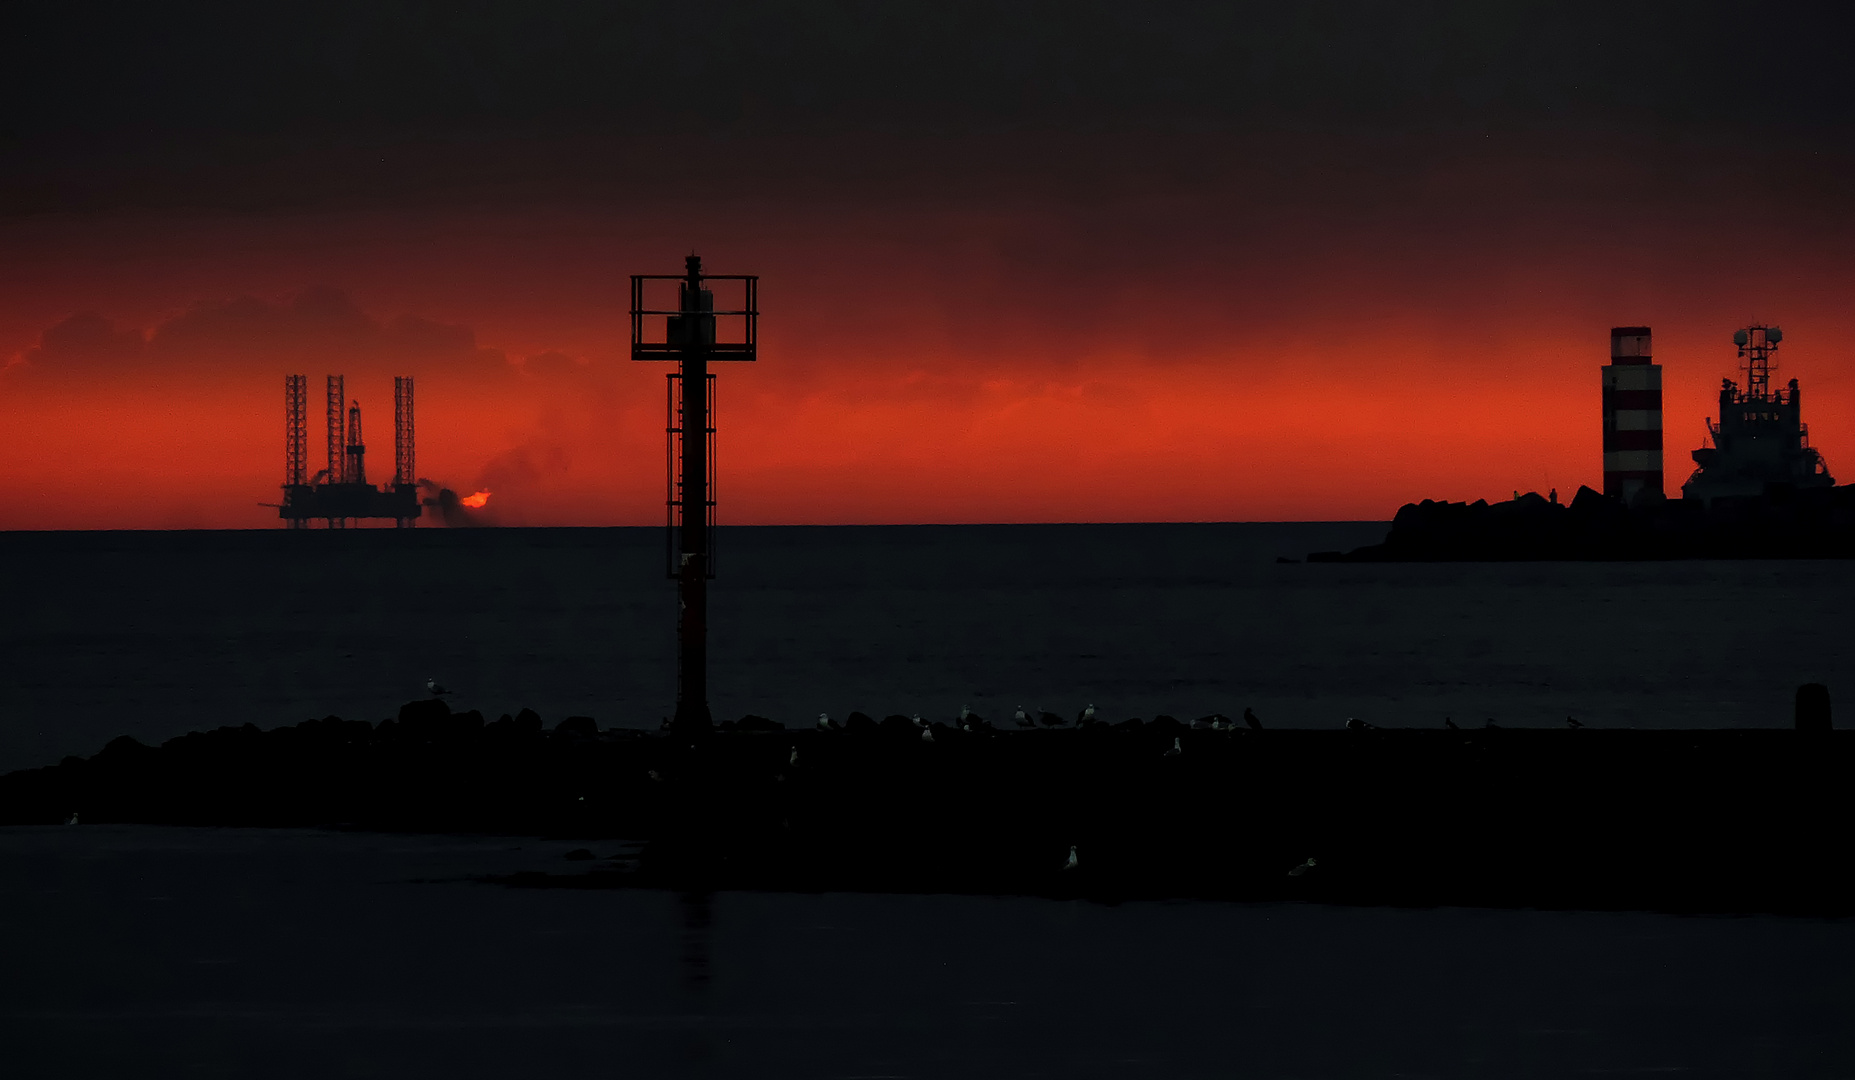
{"left": 4, "top": 183, "right": 1854, "bottom": 530}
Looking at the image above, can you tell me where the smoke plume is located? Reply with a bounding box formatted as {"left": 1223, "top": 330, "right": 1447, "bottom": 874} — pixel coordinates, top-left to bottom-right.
{"left": 418, "top": 478, "right": 494, "bottom": 527}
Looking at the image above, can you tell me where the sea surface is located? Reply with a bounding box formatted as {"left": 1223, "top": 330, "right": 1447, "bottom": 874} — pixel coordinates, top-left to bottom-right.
{"left": 7, "top": 524, "right": 1855, "bottom": 1077}
{"left": 4, "top": 522, "right": 1855, "bottom": 772}
{"left": 3, "top": 825, "right": 1853, "bottom": 1079}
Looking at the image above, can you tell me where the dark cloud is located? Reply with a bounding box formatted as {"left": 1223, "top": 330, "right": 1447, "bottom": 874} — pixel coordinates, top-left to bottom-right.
{"left": 4, "top": 2, "right": 1852, "bottom": 217}
{"left": 7, "top": 1, "right": 1851, "bottom": 141}
{"left": 10, "top": 288, "right": 513, "bottom": 383}
{"left": 20, "top": 312, "right": 146, "bottom": 370}
{"left": 518, "top": 350, "right": 586, "bottom": 378}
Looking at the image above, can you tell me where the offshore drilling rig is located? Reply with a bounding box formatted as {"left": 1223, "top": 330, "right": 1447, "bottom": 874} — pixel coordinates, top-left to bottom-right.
{"left": 278, "top": 375, "right": 421, "bottom": 527}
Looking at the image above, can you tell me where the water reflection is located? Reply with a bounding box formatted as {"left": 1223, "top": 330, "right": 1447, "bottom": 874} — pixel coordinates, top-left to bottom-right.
{"left": 679, "top": 888, "right": 714, "bottom": 995}
{"left": 678, "top": 889, "right": 716, "bottom": 1075}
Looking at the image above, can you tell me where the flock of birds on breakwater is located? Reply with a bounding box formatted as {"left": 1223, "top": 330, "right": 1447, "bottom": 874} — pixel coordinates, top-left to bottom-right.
{"left": 809, "top": 704, "right": 1267, "bottom": 742}
{"left": 430, "top": 675, "right": 1590, "bottom": 741}
{"left": 804, "top": 704, "right": 1589, "bottom": 743}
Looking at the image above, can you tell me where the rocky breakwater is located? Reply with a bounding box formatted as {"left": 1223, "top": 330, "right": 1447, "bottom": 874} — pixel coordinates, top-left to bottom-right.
{"left": 2, "top": 698, "right": 1851, "bottom": 915}
{"left": 1312, "top": 484, "right": 1855, "bottom": 561}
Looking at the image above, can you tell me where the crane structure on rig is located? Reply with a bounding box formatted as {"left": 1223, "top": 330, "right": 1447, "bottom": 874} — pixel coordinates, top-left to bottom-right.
{"left": 278, "top": 374, "right": 421, "bottom": 527}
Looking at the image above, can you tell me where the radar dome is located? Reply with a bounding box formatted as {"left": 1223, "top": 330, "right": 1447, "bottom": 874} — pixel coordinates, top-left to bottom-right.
{"left": 1767, "top": 327, "right": 1783, "bottom": 343}
{"left": 1733, "top": 329, "right": 1749, "bottom": 346}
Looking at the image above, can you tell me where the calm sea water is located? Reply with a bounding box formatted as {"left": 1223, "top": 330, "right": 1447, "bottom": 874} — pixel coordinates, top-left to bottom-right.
{"left": 0, "top": 519, "right": 1847, "bottom": 775}
{"left": 7, "top": 527, "right": 1855, "bottom": 1077}
{"left": 2, "top": 825, "right": 1852, "bottom": 1079}
{"left": 3, "top": 522, "right": 1854, "bottom": 771}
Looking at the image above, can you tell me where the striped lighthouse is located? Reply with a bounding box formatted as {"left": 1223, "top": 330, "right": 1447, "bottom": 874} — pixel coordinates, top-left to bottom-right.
{"left": 1601, "top": 326, "right": 1662, "bottom": 505}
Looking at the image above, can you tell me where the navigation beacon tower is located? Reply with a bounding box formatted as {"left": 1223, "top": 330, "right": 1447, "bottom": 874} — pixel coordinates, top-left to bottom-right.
{"left": 631, "top": 255, "right": 758, "bottom": 736}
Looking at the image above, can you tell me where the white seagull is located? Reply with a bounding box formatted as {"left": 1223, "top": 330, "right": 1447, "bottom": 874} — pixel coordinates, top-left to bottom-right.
{"left": 1288, "top": 857, "right": 1317, "bottom": 877}
{"left": 426, "top": 678, "right": 452, "bottom": 696}
{"left": 921, "top": 727, "right": 935, "bottom": 743}
{"left": 64, "top": 812, "right": 78, "bottom": 826}
{"left": 1061, "top": 845, "right": 1078, "bottom": 871}
{"left": 1163, "top": 737, "right": 1182, "bottom": 757}
{"left": 817, "top": 712, "right": 837, "bottom": 732}
{"left": 1014, "top": 705, "right": 1034, "bottom": 728}
{"left": 789, "top": 746, "right": 799, "bottom": 766}
{"left": 912, "top": 713, "right": 927, "bottom": 728}
{"left": 1078, "top": 703, "right": 1096, "bottom": 724}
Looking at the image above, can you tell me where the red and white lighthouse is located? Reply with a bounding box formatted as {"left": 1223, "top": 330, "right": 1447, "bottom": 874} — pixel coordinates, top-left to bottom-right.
{"left": 1601, "top": 326, "right": 1662, "bottom": 505}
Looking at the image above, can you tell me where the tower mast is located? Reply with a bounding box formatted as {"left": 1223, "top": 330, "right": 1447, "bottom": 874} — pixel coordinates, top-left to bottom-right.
{"left": 632, "top": 254, "right": 758, "bottom": 736}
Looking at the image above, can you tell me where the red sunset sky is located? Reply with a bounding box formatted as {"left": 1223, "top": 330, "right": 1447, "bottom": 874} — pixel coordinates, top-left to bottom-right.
{"left": 4, "top": 3, "right": 1852, "bottom": 528}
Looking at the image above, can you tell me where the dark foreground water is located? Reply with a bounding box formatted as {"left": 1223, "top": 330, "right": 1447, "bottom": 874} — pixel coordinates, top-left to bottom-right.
{"left": 4, "top": 523, "right": 1855, "bottom": 772}
{"left": 3, "top": 825, "right": 1853, "bottom": 1080}
{"left": 7, "top": 527, "right": 1855, "bottom": 1076}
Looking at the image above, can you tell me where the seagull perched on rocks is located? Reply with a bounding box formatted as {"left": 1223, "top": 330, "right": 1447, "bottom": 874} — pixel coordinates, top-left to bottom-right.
{"left": 1014, "top": 705, "right": 1035, "bottom": 729}
{"left": 1163, "top": 736, "right": 1182, "bottom": 757}
{"left": 64, "top": 812, "right": 78, "bottom": 826}
{"left": 912, "top": 713, "right": 927, "bottom": 728}
{"left": 817, "top": 712, "right": 840, "bottom": 732}
{"left": 1288, "top": 857, "right": 1317, "bottom": 877}
{"left": 1037, "top": 707, "right": 1065, "bottom": 728}
{"left": 1244, "top": 707, "right": 1263, "bottom": 731}
{"left": 1061, "top": 845, "right": 1078, "bottom": 872}
{"left": 921, "top": 727, "right": 935, "bottom": 743}
{"left": 1565, "top": 716, "right": 1584, "bottom": 729}
{"left": 1077, "top": 703, "right": 1096, "bottom": 725}
{"left": 789, "top": 746, "right": 799, "bottom": 766}
{"left": 1445, "top": 717, "right": 1459, "bottom": 730}
{"left": 426, "top": 678, "right": 452, "bottom": 696}
{"left": 1344, "top": 717, "right": 1375, "bottom": 730}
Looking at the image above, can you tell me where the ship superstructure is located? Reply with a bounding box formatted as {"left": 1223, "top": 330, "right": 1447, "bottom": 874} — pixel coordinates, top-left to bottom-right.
{"left": 1682, "top": 325, "right": 1833, "bottom": 505}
